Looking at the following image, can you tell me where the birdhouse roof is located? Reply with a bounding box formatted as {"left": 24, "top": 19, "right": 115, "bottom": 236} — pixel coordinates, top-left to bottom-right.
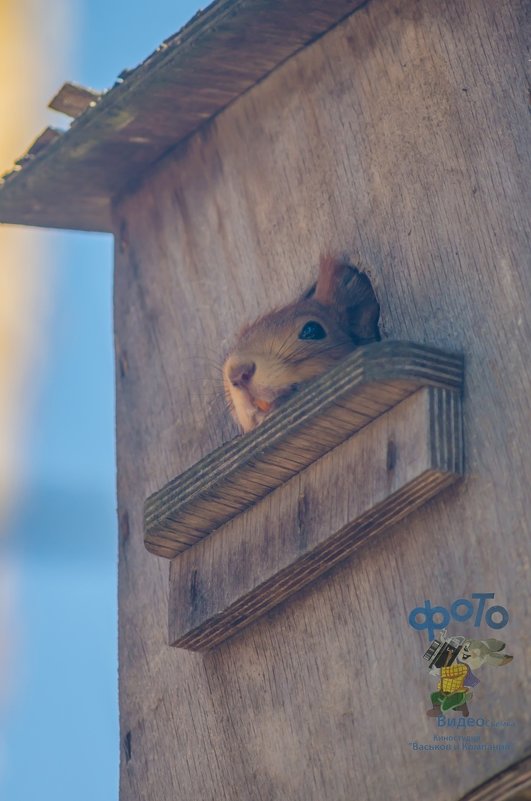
{"left": 0, "top": 0, "right": 364, "bottom": 233}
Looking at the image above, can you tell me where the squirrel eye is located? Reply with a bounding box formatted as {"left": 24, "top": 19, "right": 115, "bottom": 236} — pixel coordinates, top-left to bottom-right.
{"left": 298, "top": 321, "right": 327, "bottom": 340}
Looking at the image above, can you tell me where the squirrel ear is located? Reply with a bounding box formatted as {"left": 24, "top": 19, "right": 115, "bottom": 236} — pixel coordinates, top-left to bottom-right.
{"left": 314, "top": 255, "right": 380, "bottom": 345}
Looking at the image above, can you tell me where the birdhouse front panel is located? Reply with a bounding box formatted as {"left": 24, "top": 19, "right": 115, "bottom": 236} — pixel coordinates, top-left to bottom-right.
{"left": 111, "top": 1, "right": 530, "bottom": 800}
{"left": 0, "top": 0, "right": 529, "bottom": 798}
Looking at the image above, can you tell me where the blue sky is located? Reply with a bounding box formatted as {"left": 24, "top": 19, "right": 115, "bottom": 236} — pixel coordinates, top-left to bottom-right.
{"left": 2, "top": 3, "right": 202, "bottom": 799}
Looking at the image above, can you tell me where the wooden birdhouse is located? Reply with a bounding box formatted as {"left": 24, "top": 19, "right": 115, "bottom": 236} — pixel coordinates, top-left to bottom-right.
{"left": 2, "top": 1, "right": 529, "bottom": 799}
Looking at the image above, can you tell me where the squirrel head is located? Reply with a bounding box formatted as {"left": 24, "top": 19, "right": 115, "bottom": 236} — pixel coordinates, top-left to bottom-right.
{"left": 223, "top": 255, "right": 380, "bottom": 432}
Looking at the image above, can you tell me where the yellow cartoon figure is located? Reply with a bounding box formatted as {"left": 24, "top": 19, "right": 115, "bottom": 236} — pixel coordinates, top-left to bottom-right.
{"left": 424, "top": 631, "right": 512, "bottom": 717}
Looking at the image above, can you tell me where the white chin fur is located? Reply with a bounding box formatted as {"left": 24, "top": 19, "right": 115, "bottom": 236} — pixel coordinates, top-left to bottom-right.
{"left": 234, "top": 400, "right": 268, "bottom": 432}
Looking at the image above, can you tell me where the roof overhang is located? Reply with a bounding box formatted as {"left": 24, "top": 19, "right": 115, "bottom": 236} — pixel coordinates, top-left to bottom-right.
{"left": 0, "top": 0, "right": 365, "bottom": 233}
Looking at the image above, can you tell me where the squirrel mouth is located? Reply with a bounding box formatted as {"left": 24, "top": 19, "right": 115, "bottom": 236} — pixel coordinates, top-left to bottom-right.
{"left": 251, "top": 384, "right": 299, "bottom": 415}
{"left": 254, "top": 398, "right": 273, "bottom": 413}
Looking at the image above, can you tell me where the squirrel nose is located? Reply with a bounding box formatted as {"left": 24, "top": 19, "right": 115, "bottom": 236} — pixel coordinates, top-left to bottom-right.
{"left": 229, "top": 361, "right": 256, "bottom": 388}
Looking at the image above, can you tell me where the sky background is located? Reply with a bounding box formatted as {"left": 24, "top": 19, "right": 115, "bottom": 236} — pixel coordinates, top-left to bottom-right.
{"left": 1, "top": 2, "right": 202, "bottom": 799}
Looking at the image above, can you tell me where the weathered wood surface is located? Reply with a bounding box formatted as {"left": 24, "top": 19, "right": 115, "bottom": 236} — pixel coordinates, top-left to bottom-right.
{"left": 0, "top": 0, "right": 366, "bottom": 232}
{"left": 48, "top": 81, "right": 101, "bottom": 118}
{"left": 17, "top": 127, "right": 62, "bottom": 163}
{"left": 115, "top": 0, "right": 530, "bottom": 799}
{"left": 145, "top": 342, "right": 464, "bottom": 557}
{"left": 169, "top": 386, "right": 463, "bottom": 650}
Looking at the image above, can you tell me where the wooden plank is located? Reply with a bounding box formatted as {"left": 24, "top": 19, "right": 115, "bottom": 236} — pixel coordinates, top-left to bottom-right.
{"left": 0, "top": 0, "right": 366, "bottom": 232}
{"left": 114, "top": 0, "right": 531, "bottom": 799}
{"left": 168, "top": 386, "right": 463, "bottom": 650}
{"left": 15, "top": 127, "right": 63, "bottom": 164}
{"left": 144, "top": 342, "right": 464, "bottom": 558}
{"left": 48, "top": 81, "right": 101, "bottom": 118}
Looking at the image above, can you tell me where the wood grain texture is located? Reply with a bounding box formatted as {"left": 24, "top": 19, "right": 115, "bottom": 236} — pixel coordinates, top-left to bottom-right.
{"left": 169, "top": 386, "right": 463, "bottom": 649}
{"left": 145, "top": 342, "right": 463, "bottom": 557}
{"left": 114, "top": 0, "right": 530, "bottom": 799}
{"left": 0, "top": 0, "right": 365, "bottom": 232}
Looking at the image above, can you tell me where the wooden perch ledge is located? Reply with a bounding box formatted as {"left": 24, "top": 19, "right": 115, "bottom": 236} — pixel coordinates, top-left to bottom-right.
{"left": 141, "top": 341, "right": 465, "bottom": 649}
{"left": 145, "top": 341, "right": 464, "bottom": 561}
{"left": 158, "top": 340, "right": 465, "bottom": 651}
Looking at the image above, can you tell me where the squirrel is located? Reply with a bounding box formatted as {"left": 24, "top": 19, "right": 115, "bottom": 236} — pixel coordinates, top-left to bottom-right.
{"left": 223, "top": 255, "right": 381, "bottom": 432}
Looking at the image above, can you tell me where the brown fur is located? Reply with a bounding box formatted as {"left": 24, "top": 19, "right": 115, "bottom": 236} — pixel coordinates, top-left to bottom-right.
{"left": 223, "top": 256, "right": 380, "bottom": 432}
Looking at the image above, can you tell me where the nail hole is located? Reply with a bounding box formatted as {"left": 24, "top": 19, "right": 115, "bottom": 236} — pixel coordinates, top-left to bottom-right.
{"left": 119, "top": 220, "right": 129, "bottom": 253}
{"left": 190, "top": 569, "right": 198, "bottom": 607}
{"left": 119, "top": 350, "right": 129, "bottom": 379}
{"left": 120, "top": 510, "right": 130, "bottom": 546}
{"left": 124, "top": 731, "right": 132, "bottom": 762}
{"left": 387, "top": 440, "right": 397, "bottom": 471}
